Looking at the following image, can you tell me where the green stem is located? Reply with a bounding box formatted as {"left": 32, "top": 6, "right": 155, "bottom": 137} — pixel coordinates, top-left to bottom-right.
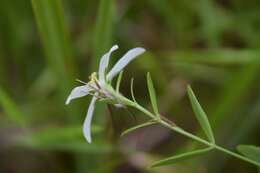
{"left": 108, "top": 84, "right": 260, "bottom": 167}
{"left": 131, "top": 100, "right": 260, "bottom": 167}
{"left": 214, "top": 145, "right": 260, "bottom": 166}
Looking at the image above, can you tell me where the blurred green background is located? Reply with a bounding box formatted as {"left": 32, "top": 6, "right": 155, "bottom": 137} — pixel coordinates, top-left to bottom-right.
{"left": 0, "top": 0, "right": 260, "bottom": 172}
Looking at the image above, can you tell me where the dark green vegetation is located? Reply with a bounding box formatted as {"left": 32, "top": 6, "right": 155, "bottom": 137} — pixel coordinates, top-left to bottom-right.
{"left": 0, "top": 0, "right": 260, "bottom": 172}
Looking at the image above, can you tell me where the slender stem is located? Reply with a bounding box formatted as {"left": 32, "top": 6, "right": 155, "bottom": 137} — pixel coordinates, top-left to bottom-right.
{"left": 162, "top": 119, "right": 260, "bottom": 166}
{"left": 130, "top": 101, "right": 260, "bottom": 167}
{"left": 214, "top": 145, "right": 260, "bottom": 166}
{"left": 108, "top": 85, "right": 260, "bottom": 167}
{"left": 160, "top": 120, "right": 212, "bottom": 146}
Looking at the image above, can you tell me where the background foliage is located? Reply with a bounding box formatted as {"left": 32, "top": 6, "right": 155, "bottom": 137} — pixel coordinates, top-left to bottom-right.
{"left": 0, "top": 0, "right": 260, "bottom": 172}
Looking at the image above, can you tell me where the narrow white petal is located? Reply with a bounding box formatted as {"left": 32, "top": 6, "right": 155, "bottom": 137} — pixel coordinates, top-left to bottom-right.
{"left": 65, "top": 85, "right": 90, "bottom": 105}
{"left": 83, "top": 96, "right": 97, "bottom": 143}
{"left": 107, "top": 47, "right": 145, "bottom": 81}
{"left": 98, "top": 45, "right": 119, "bottom": 83}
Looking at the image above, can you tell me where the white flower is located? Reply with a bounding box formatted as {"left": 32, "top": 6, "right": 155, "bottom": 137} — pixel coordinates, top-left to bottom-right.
{"left": 66, "top": 45, "right": 145, "bottom": 143}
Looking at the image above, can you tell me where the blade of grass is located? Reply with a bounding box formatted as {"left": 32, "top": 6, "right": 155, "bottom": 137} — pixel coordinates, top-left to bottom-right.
{"left": 31, "top": 2, "right": 90, "bottom": 172}
{"left": 31, "top": 0, "right": 81, "bottom": 124}
{"left": 16, "top": 125, "right": 109, "bottom": 153}
{"left": 173, "top": 62, "right": 228, "bottom": 84}
{"left": 147, "top": 72, "right": 160, "bottom": 117}
{"left": 28, "top": 68, "right": 56, "bottom": 99}
{"left": 187, "top": 85, "right": 215, "bottom": 143}
{"left": 148, "top": 0, "right": 194, "bottom": 47}
{"left": 31, "top": 0, "right": 76, "bottom": 95}
{"left": 0, "top": 0, "right": 29, "bottom": 91}
{"left": 0, "top": 86, "right": 26, "bottom": 127}
{"left": 92, "top": 0, "right": 115, "bottom": 71}
{"left": 26, "top": 125, "right": 102, "bottom": 143}
{"left": 150, "top": 147, "right": 213, "bottom": 168}
{"left": 19, "top": 140, "right": 112, "bottom": 153}
{"left": 197, "top": 0, "right": 221, "bottom": 47}
{"left": 27, "top": 142, "right": 112, "bottom": 153}
{"left": 164, "top": 50, "right": 259, "bottom": 65}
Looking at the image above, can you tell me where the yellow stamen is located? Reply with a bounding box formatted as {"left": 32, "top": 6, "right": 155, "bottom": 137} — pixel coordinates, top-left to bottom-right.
{"left": 89, "top": 72, "right": 98, "bottom": 82}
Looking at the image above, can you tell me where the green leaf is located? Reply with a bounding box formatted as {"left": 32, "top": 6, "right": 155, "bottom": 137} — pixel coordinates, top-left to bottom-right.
{"left": 147, "top": 72, "right": 160, "bottom": 117}
{"left": 28, "top": 68, "right": 56, "bottom": 99}
{"left": 116, "top": 71, "right": 123, "bottom": 93}
{"left": 150, "top": 147, "right": 213, "bottom": 168}
{"left": 164, "top": 50, "right": 259, "bottom": 65}
{"left": 31, "top": 0, "right": 81, "bottom": 123}
{"left": 17, "top": 125, "right": 108, "bottom": 153}
{"left": 187, "top": 85, "right": 215, "bottom": 143}
{"left": 19, "top": 140, "right": 112, "bottom": 153}
{"left": 130, "top": 78, "right": 137, "bottom": 103}
{"left": 29, "top": 125, "right": 102, "bottom": 142}
{"left": 121, "top": 121, "right": 157, "bottom": 137}
{"left": 237, "top": 145, "right": 260, "bottom": 164}
{"left": 31, "top": 0, "right": 76, "bottom": 94}
{"left": 92, "top": 0, "right": 115, "bottom": 70}
{"left": 0, "top": 86, "right": 26, "bottom": 127}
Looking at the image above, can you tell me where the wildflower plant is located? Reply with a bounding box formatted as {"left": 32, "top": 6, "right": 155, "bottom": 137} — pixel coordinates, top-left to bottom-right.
{"left": 66, "top": 45, "right": 260, "bottom": 168}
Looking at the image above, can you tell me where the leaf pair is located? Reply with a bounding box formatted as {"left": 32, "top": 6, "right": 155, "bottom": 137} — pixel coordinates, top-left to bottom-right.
{"left": 120, "top": 72, "right": 160, "bottom": 136}
{"left": 146, "top": 74, "right": 214, "bottom": 142}
{"left": 150, "top": 85, "right": 216, "bottom": 168}
{"left": 127, "top": 72, "right": 160, "bottom": 117}
{"left": 121, "top": 74, "right": 216, "bottom": 167}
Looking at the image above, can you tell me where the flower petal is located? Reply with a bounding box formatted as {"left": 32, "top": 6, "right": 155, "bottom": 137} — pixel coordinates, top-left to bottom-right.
{"left": 83, "top": 96, "right": 97, "bottom": 143}
{"left": 98, "top": 45, "right": 119, "bottom": 83}
{"left": 107, "top": 47, "right": 145, "bottom": 81}
{"left": 65, "top": 85, "right": 91, "bottom": 105}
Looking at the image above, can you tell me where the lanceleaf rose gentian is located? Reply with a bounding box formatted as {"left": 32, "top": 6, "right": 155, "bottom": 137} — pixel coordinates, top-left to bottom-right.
{"left": 65, "top": 45, "right": 145, "bottom": 143}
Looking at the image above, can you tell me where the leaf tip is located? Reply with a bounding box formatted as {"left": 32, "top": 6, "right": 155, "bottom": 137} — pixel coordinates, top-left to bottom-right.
{"left": 187, "top": 84, "right": 192, "bottom": 93}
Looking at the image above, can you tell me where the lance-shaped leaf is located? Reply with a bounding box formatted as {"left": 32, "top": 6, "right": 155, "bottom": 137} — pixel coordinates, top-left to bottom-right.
{"left": 121, "top": 121, "right": 157, "bottom": 137}
{"left": 237, "top": 145, "right": 260, "bottom": 165}
{"left": 187, "top": 85, "right": 215, "bottom": 143}
{"left": 150, "top": 147, "right": 213, "bottom": 168}
{"left": 147, "top": 72, "right": 160, "bottom": 117}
